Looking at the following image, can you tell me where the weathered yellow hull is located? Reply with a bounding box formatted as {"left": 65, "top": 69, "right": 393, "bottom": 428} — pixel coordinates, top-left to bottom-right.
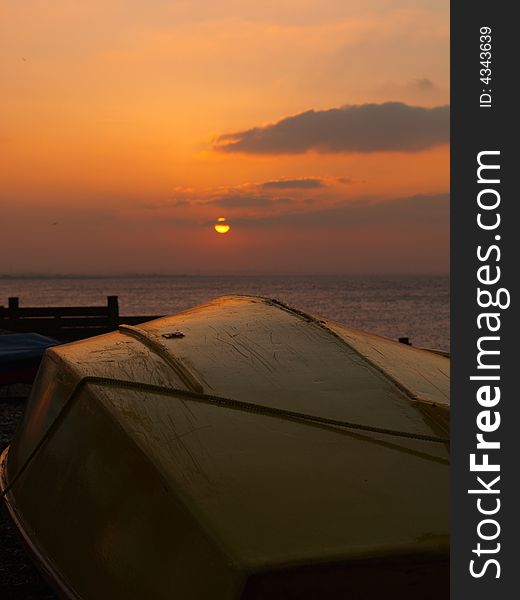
{"left": 1, "top": 296, "right": 449, "bottom": 598}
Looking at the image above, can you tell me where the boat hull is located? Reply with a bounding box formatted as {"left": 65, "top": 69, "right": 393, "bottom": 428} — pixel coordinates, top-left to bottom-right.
{"left": 1, "top": 296, "right": 450, "bottom": 599}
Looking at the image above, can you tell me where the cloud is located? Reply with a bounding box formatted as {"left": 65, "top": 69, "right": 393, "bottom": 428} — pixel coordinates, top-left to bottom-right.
{"left": 214, "top": 102, "right": 449, "bottom": 154}
{"left": 141, "top": 198, "right": 192, "bottom": 210}
{"left": 413, "top": 78, "right": 435, "bottom": 91}
{"left": 261, "top": 178, "right": 325, "bottom": 190}
{"left": 231, "top": 193, "right": 449, "bottom": 229}
{"left": 206, "top": 194, "right": 294, "bottom": 208}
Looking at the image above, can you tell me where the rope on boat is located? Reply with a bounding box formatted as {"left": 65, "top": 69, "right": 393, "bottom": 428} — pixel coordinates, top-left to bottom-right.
{"left": 88, "top": 377, "right": 451, "bottom": 443}
{"left": 1, "top": 375, "right": 450, "bottom": 500}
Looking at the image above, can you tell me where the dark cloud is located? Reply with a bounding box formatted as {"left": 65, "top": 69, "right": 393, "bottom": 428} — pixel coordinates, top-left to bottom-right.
{"left": 141, "top": 198, "right": 192, "bottom": 210}
{"left": 206, "top": 195, "right": 294, "bottom": 208}
{"left": 214, "top": 102, "right": 449, "bottom": 154}
{"left": 208, "top": 195, "right": 272, "bottom": 208}
{"left": 171, "top": 199, "right": 191, "bottom": 207}
{"left": 231, "top": 193, "right": 449, "bottom": 229}
{"left": 413, "top": 78, "right": 435, "bottom": 91}
{"left": 261, "top": 178, "right": 325, "bottom": 190}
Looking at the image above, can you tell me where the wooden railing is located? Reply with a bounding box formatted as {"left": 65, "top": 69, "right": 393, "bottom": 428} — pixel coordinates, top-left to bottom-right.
{"left": 0, "top": 297, "right": 160, "bottom": 341}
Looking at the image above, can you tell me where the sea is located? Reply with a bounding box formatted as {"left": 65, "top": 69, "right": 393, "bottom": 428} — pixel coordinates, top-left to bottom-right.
{"left": 0, "top": 274, "right": 450, "bottom": 351}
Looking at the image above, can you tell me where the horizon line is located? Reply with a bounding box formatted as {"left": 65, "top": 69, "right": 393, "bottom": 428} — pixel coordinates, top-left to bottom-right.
{"left": 0, "top": 272, "right": 450, "bottom": 279}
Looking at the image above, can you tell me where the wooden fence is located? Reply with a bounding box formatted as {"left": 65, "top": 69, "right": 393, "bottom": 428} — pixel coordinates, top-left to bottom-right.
{"left": 0, "top": 297, "right": 159, "bottom": 341}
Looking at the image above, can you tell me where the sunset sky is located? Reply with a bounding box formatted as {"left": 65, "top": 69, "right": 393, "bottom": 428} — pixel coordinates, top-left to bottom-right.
{"left": 1, "top": 1, "right": 449, "bottom": 275}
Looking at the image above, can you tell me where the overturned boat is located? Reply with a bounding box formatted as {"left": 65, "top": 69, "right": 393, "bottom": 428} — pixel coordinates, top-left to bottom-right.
{"left": 1, "top": 296, "right": 449, "bottom": 599}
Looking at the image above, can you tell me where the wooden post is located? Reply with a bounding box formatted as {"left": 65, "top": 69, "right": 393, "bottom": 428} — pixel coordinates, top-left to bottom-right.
{"left": 8, "top": 297, "right": 19, "bottom": 326}
{"left": 107, "top": 296, "right": 119, "bottom": 328}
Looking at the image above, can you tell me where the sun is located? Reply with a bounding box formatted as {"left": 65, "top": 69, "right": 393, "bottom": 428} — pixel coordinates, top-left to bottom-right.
{"left": 214, "top": 217, "right": 231, "bottom": 234}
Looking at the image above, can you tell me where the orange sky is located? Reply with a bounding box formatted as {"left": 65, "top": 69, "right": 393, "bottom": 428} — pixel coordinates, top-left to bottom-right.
{"left": 0, "top": 1, "right": 449, "bottom": 274}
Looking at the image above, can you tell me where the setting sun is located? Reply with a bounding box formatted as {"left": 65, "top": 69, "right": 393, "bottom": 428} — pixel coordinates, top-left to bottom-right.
{"left": 214, "top": 217, "right": 231, "bottom": 234}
